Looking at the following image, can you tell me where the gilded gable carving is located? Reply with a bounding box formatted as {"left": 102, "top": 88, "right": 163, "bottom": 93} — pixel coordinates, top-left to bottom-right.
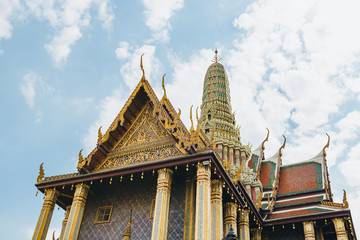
{"left": 99, "top": 145, "right": 183, "bottom": 170}
{"left": 97, "top": 102, "right": 184, "bottom": 171}
{"left": 115, "top": 102, "right": 171, "bottom": 151}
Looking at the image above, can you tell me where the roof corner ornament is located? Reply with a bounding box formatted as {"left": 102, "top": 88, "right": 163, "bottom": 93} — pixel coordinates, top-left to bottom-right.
{"left": 52, "top": 231, "right": 56, "bottom": 240}
{"left": 78, "top": 149, "right": 86, "bottom": 168}
{"left": 97, "top": 126, "right": 103, "bottom": 144}
{"left": 262, "top": 127, "right": 270, "bottom": 150}
{"left": 323, "top": 133, "right": 330, "bottom": 157}
{"left": 343, "top": 189, "right": 349, "bottom": 208}
{"left": 140, "top": 54, "right": 146, "bottom": 82}
{"left": 37, "top": 162, "right": 45, "bottom": 183}
{"left": 161, "top": 74, "right": 167, "bottom": 101}
{"left": 190, "top": 105, "right": 194, "bottom": 134}
{"left": 279, "top": 135, "right": 286, "bottom": 157}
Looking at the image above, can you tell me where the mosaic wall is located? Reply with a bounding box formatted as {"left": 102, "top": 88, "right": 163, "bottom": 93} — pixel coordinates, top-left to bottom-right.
{"left": 77, "top": 173, "right": 185, "bottom": 240}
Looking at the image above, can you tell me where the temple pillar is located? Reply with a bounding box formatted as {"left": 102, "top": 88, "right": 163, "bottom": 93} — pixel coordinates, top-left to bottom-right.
{"left": 151, "top": 168, "right": 173, "bottom": 240}
{"left": 59, "top": 205, "right": 71, "bottom": 240}
{"left": 251, "top": 228, "right": 262, "bottom": 240}
{"left": 184, "top": 177, "right": 195, "bottom": 240}
{"left": 303, "top": 221, "right": 315, "bottom": 240}
{"left": 238, "top": 208, "right": 250, "bottom": 240}
{"left": 211, "top": 179, "right": 223, "bottom": 240}
{"left": 224, "top": 202, "right": 237, "bottom": 236}
{"left": 332, "top": 218, "right": 349, "bottom": 240}
{"left": 194, "top": 162, "right": 211, "bottom": 239}
{"left": 32, "top": 188, "right": 59, "bottom": 240}
{"left": 63, "top": 183, "right": 90, "bottom": 240}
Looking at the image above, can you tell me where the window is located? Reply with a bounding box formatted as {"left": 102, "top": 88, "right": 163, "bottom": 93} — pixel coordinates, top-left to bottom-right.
{"left": 95, "top": 206, "right": 113, "bottom": 224}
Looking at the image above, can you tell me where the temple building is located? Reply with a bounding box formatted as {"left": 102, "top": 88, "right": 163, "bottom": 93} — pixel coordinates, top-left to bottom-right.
{"left": 32, "top": 51, "right": 356, "bottom": 240}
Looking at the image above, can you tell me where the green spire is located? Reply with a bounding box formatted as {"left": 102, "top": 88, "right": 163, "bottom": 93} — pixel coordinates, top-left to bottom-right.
{"left": 199, "top": 50, "right": 241, "bottom": 147}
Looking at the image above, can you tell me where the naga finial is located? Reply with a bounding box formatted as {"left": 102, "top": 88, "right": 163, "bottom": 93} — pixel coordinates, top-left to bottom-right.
{"left": 196, "top": 107, "right": 199, "bottom": 127}
{"left": 52, "top": 231, "right": 56, "bottom": 240}
{"left": 37, "top": 163, "right": 45, "bottom": 183}
{"left": 97, "top": 126, "right": 103, "bottom": 144}
{"left": 140, "top": 54, "right": 145, "bottom": 82}
{"left": 279, "top": 135, "right": 286, "bottom": 157}
{"left": 262, "top": 128, "right": 270, "bottom": 150}
{"left": 78, "top": 149, "right": 86, "bottom": 168}
{"left": 161, "top": 74, "right": 167, "bottom": 101}
{"left": 190, "top": 105, "right": 194, "bottom": 133}
{"left": 343, "top": 189, "right": 349, "bottom": 208}
{"left": 323, "top": 133, "right": 330, "bottom": 157}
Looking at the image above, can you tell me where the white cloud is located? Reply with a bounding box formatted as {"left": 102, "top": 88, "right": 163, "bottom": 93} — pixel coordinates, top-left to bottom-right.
{"left": 225, "top": 0, "right": 360, "bottom": 163}
{"left": 115, "top": 41, "right": 131, "bottom": 60}
{"left": 20, "top": 72, "right": 38, "bottom": 109}
{"left": 83, "top": 43, "right": 162, "bottom": 153}
{"left": 82, "top": 87, "right": 126, "bottom": 153}
{"left": 0, "top": 0, "right": 23, "bottom": 49}
{"left": 118, "top": 43, "right": 162, "bottom": 89}
{"left": 20, "top": 71, "right": 54, "bottom": 108}
{"left": 45, "top": 26, "right": 83, "bottom": 67}
{"left": 142, "top": 0, "right": 184, "bottom": 42}
{"left": 340, "top": 142, "right": 360, "bottom": 187}
{"left": 165, "top": 49, "right": 214, "bottom": 129}
{"left": 25, "top": 0, "right": 114, "bottom": 67}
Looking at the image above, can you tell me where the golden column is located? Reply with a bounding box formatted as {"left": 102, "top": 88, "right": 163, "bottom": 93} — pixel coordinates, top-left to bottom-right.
{"left": 238, "top": 208, "right": 250, "bottom": 240}
{"left": 32, "top": 188, "right": 59, "bottom": 240}
{"left": 303, "top": 221, "right": 315, "bottom": 240}
{"left": 63, "top": 183, "right": 90, "bottom": 240}
{"left": 59, "top": 205, "right": 71, "bottom": 240}
{"left": 332, "top": 218, "right": 349, "bottom": 240}
{"left": 151, "top": 168, "right": 173, "bottom": 240}
{"left": 211, "top": 179, "right": 223, "bottom": 240}
{"left": 194, "top": 162, "right": 211, "bottom": 239}
{"left": 224, "top": 202, "right": 238, "bottom": 236}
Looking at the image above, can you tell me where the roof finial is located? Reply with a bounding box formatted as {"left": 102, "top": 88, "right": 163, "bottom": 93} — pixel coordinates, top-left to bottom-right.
{"left": 212, "top": 49, "right": 221, "bottom": 63}
{"left": 161, "top": 74, "right": 167, "bottom": 100}
{"left": 262, "top": 127, "right": 270, "bottom": 150}
{"left": 323, "top": 133, "right": 330, "bottom": 156}
{"left": 190, "top": 105, "right": 194, "bottom": 133}
{"left": 140, "top": 54, "right": 146, "bottom": 82}
{"left": 37, "top": 163, "right": 45, "bottom": 183}
{"left": 279, "top": 135, "right": 286, "bottom": 157}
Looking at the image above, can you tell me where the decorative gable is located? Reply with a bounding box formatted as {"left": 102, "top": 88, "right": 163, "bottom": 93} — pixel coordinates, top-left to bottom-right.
{"left": 96, "top": 102, "right": 184, "bottom": 171}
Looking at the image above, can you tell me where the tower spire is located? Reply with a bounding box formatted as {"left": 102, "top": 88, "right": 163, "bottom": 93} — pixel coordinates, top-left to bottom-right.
{"left": 212, "top": 49, "right": 221, "bottom": 63}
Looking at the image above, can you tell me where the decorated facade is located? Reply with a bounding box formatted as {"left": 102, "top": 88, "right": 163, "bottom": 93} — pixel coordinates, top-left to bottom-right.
{"left": 33, "top": 51, "right": 356, "bottom": 240}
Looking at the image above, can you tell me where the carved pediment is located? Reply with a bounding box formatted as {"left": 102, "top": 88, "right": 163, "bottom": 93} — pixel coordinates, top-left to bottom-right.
{"left": 96, "top": 102, "right": 185, "bottom": 171}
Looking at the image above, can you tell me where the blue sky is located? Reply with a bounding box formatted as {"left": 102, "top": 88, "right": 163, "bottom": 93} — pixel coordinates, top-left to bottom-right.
{"left": 1, "top": 0, "right": 360, "bottom": 239}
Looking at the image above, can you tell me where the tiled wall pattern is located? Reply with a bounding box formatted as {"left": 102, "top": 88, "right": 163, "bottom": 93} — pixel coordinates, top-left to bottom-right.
{"left": 77, "top": 173, "right": 185, "bottom": 240}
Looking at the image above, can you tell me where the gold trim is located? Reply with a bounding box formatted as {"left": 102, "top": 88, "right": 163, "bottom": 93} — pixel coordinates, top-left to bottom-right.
{"left": 94, "top": 205, "right": 113, "bottom": 224}
{"left": 150, "top": 199, "right": 156, "bottom": 219}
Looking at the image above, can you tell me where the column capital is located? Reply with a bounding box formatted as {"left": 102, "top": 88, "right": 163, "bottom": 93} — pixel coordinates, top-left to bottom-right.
{"left": 332, "top": 218, "right": 349, "bottom": 240}
{"left": 303, "top": 221, "right": 315, "bottom": 240}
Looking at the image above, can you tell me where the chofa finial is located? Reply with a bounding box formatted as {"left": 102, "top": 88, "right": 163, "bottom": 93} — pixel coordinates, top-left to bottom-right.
{"left": 190, "top": 105, "right": 194, "bottom": 133}
{"left": 279, "top": 135, "right": 286, "bottom": 157}
{"left": 78, "top": 149, "right": 86, "bottom": 168}
{"left": 140, "top": 54, "right": 145, "bottom": 82}
{"left": 323, "top": 133, "right": 330, "bottom": 156}
{"left": 161, "top": 74, "right": 167, "bottom": 100}
{"left": 262, "top": 127, "right": 270, "bottom": 150}
{"left": 37, "top": 163, "right": 45, "bottom": 183}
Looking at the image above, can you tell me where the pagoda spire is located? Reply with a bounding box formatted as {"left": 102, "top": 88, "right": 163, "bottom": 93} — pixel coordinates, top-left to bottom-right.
{"left": 199, "top": 50, "right": 245, "bottom": 175}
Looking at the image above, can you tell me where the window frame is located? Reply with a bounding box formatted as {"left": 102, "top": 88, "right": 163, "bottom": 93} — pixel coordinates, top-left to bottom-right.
{"left": 94, "top": 205, "right": 113, "bottom": 224}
